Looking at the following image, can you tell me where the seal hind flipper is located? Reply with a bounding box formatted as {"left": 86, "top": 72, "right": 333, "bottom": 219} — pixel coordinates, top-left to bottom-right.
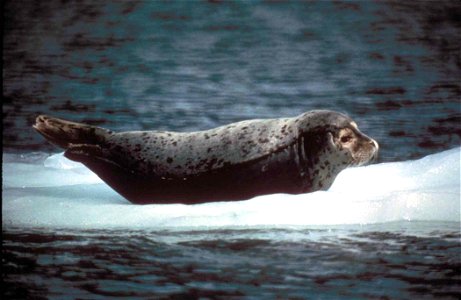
{"left": 64, "top": 144, "right": 144, "bottom": 202}
{"left": 64, "top": 144, "right": 107, "bottom": 164}
{"left": 33, "top": 115, "right": 111, "bottom": 149}
{"left": 64, "top": 144, "right": 126, "bottom": 173}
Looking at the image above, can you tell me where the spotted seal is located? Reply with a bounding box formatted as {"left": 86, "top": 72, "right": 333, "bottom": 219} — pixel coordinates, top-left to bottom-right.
{"left": 33, "top": 110, "right": 378, "bottom": 204}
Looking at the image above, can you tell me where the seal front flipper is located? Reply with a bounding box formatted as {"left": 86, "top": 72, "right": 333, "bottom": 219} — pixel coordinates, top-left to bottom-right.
{"left": 33, "top": 115, "right": 112, "bottom": 149}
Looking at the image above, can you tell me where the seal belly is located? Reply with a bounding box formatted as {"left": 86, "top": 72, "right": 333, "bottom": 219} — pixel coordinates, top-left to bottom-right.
{"left": 71, "top": 142, "right": 305, "bottom": 204}
{"left": 175, "top": 143, "right": 305, "bottom": 203}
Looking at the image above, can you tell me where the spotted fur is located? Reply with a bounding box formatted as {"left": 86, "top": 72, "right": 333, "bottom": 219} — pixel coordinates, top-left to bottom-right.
{"left": 34, "top": 110, "right": 379, "bottom": 204}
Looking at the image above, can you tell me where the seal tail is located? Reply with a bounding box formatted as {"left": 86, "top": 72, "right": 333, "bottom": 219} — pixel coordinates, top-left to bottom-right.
{"left": 33, "top": 115, "right": 112, "bottom": 150}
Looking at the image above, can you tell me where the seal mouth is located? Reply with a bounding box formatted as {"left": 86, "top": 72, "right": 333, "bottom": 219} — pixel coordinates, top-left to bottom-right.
{"left": 351, "top": 137, "right": 379, "bottom": 166}
{"left": 370, "top": 138, "right": 379, "bottom": 162}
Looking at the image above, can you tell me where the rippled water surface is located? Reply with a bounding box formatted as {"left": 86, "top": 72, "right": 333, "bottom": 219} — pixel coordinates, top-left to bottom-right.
{"left": 4, "top": 223, "right": 461, "bottom": 299}
{"left": 4, "top": 0, "right": 460, "bottom": 161}
{"left": 3, "top": 0, "right": 461, "bottom": 299}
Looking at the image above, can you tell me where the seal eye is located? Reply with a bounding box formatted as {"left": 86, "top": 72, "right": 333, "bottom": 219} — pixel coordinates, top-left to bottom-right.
{"left": 340, "top": 135, "right": 352, "bottom": 143}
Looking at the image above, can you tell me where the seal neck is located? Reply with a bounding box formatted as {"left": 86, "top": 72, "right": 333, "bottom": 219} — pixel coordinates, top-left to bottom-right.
{"left": 296, "top": 128, "right": 342, "bottom": 192}
{"left": 294, "top": 134, "right": 312, "bottom": 192}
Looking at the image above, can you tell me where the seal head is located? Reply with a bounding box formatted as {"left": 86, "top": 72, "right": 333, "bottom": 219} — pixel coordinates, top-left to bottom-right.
{"left": 294, "top": 111, "right": 378, "bottom": 191}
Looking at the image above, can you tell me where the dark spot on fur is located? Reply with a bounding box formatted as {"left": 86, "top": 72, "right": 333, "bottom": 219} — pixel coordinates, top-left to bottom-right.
{"left": 238, "top": 134, "right": 244, "bottom": 140}
{"left": 241, "top": 147, "right": 250, "bottom": 156}
{"left": 207, "top": 158, "right": 218, "bottom": 168}
{"left": 281, "top": 124, "right": 287, "bottom": 135}
{"left": 166, "top": 157, "right": 173, "bottom": 163}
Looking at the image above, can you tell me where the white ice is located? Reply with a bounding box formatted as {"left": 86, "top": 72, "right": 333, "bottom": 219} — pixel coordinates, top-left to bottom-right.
{"left": 2, "top": 148, "right": 460, "bottom": 230}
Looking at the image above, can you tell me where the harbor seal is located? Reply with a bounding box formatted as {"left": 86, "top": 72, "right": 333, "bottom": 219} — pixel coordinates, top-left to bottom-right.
{"left": 33, "top": 110, "right": 378, "bottom": 204}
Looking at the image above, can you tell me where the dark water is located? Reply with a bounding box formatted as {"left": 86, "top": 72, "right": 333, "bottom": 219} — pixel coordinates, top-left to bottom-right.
{"left": 3, "top": 0, "right": 461, "bottom": 161}
{"left": 3, "top": 0, "right": 461, "bottom": 299}
{"left": 3, "top": 223, "right": 461, "bottom": 299}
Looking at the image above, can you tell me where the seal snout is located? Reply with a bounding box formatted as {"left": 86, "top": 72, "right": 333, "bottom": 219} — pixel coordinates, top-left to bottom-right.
{"left": 371, "top": 138, "right": 379, "bottom": 162}
{"left": 364, "top": 137, "right": 379, "bottom": 163}
{"left": 349, "top": 131, "right": 379, "bottom": 166}
{"left": 371, "top": 138, "right": 379, "bottom": 150}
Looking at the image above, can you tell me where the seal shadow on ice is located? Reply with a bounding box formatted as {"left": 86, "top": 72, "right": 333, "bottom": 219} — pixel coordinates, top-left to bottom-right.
{"left": 33, "top": 110, "right": 379, "bottom": 204}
